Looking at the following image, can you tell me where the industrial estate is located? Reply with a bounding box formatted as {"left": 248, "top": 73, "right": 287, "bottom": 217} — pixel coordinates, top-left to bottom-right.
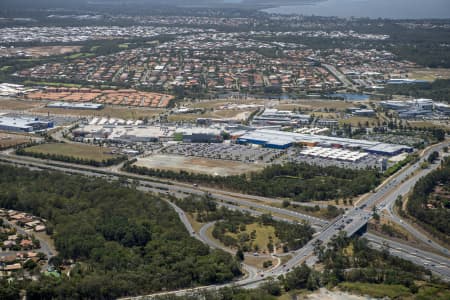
{"left": 0, "top": 1, "right": 450, "bottom": 299}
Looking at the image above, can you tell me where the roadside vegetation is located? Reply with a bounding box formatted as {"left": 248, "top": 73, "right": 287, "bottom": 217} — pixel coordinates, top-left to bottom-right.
{"left": 406, "top": 157, "right": 450, "bottom": 244}
{"left": 382, "top": 79, "right": 450, "bottom": 103}
{"left": 152, "top": 234, "right": 450, "bottom": 300}
{"left": 171, "top": 195, "right": 314, "bottom": 253}
{"left": 125, "top": 161, "right": 381, "bottom": 202}
{"left": 0, "top": 164, "right": 241, "bottom": 299}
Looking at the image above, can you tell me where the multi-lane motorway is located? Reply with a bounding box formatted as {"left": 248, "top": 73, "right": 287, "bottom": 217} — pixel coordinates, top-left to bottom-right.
{"left": 1, "top": 140, "right": 449, "bottom": 299}
{"left": 364, "top": 233, "right": 450, "bottom": 278}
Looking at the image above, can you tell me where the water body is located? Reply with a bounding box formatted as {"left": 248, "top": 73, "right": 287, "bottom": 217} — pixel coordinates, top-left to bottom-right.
{"left": 263, "top": 0, "right": 450, "bottom": 19}
{"left": 326, "top": 93, "right": 370, "bottom": 101}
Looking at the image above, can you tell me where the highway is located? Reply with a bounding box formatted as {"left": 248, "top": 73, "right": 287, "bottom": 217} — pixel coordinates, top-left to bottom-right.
{"left": 364, "top": 233, "right": 450, "bottom": 279}
{"left": 0, "top": 153, "right": 327, "bottom": 228}
{"left": 1, "top": 140, "right": 450, "bottom": 299}
{"left": 322, "top": 64, "right": 357, "bottom": 90}
{"left": 250, "top": 140, "right": 450, "bottom": 283}
{"left": 377, "top": 144, "right": 450, "bottom": 256}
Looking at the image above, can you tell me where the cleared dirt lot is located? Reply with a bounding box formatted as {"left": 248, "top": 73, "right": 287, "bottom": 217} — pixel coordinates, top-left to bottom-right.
{"left": 0, "top": 45, "right": 82, "bottom": 58}
{"left": 0, "top": 132, "right": 37, "bottom": 149}
{"left": 134, "top": 154, "right": 265, "bottom": 176}
{"left": 0, "top": 98, "right": 44, "bottom": 111}
{"left": 407, "top": 67, "right": 450, "bottom": 81}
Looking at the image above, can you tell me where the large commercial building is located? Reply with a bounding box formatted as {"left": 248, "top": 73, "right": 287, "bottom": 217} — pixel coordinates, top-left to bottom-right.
{"left": 0, "top": 116, "right": 53, "bottom": 133}
{"left": 252, "top": 109, "right": 310, "bottom": 126}
{"left": 380, "top": 99, "right": 434, "bottom": 119}
{"left": 175, "top": 127, "right": 223, "bottom": 143}
{"left": 73, "top": 124, "right": 175, "bottom": 143}
{"left": 237, "top": 129, "right": 412, "bottom": 155}
{"left": 434, "top": 102, "right": 450, "bottom": 115}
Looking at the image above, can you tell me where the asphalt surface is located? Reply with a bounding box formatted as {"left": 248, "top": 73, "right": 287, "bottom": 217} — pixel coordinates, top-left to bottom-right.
{"left": 379, "top": 153, "right": 450, "bottom": 256}
{"left": 2, "top": 140, "right": 450, "bottom": 298}
{"left": 0, "top": 152, "right": 328, "bottom": 228}
{"left": 364, "top": 233, "right": 450, "bottom": 279}
{"left": 0, "top": 217, "right": 55, "bottom": 269}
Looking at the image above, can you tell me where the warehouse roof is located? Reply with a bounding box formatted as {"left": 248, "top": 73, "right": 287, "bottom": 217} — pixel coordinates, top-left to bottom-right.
{"left": 238, "top": 129, "right": 411, "bottom": 155}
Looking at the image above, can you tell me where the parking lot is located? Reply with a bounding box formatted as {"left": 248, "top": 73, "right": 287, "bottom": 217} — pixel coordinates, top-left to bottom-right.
{"left": 361, "top": 133, "right": 425, "bottom": 147}
{"left": 161, "top": 143, "right": 285, "bottom": 164}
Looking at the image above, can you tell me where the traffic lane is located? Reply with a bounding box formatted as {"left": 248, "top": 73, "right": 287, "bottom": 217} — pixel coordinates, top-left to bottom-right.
{"left": 365, "top": 233, "right": 450, "bottom": 266}
{"left": 1, "top": 153, "right": 329, "bottom": 227}
{"left": 366, "top": 234, "right": 450, "bottom": 279}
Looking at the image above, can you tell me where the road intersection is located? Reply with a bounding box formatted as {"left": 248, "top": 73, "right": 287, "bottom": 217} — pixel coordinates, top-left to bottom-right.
{"left": 1, "top": 140, "right": 449, "bottom": 299}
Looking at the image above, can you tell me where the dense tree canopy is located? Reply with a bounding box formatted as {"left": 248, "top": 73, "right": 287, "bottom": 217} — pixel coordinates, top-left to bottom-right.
{"left": 125, "top": 161, "right": 381, "bottom": 202}
{"left": 0, "top": 164, "right": 241, "bottom": 299}
{"left": 407, "top": 157, "right": 450, "bottom": 241}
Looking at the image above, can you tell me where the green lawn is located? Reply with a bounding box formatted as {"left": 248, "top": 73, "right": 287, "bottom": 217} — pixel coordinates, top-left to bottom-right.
{"left": 416, "top": 284, "right": 450, "bottom": 300}
{"left": 24, "top": 143, "right": 120, "bottom": 162}
{"left": 338, "top": 282, "right": 411, "bottom": 298}
{"left": 227, "top": 222, "right": 279, "bottom": 252}
{"left": 0, "top": 66, "right": 12, "bottom": 72}
{"left": 65, "top": 52, "right": 95, "bottom": 59}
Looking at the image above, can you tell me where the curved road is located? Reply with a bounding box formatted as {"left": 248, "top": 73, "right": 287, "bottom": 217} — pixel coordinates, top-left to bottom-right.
{"left": 2, "top": 140, "right": 450, "bottom": 299}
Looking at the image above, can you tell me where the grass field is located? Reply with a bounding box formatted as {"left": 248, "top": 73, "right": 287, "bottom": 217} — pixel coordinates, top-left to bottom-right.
{"left": 186, "top": 213, "right": 205, "bottom": 233}
{"left": 227, "top": 222, "right": 280, "bottom": 253}
{"left": 0, "top": 133, "right": 36, "bottom": 149}
{"left": 339, "top": 116, "right": 379, "bottom": 126}
{"left": 338, "top": 282, "right": 411, "bottom": 298}
{"left": 244, "top": 255, "right": 278, "bottom": 270}
{"left": 276, "top": 99, "right": 356, "bottom": 112}
{"left": 415, "top": 283, "right": 450, "bottom": 300}
{"left": 408, "top": 67, "right": 450, "bottom": 81}
{"left": 0, "top": 98, "right": 44, "bottom": 111}
{"left": 408, "top": 120, "right": 450, "bottom": 130}
{"left": 0, "top": 66, "right": 12, "bottom": 72}
{"left": 65, "top": 52, "right": 95, "bottom": 59}
{"left": 34, "top": 105, "right": 162, "bottom": 120}
{"left": 23, "top": 143, "right": 120, "bottom": 162}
